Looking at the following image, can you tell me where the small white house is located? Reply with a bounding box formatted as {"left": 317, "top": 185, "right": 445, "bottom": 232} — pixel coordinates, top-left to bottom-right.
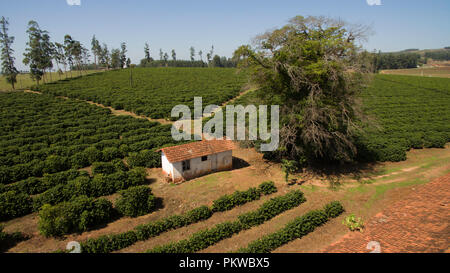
{"left": 159, "top": 139, "right": 234, "bottom": 183}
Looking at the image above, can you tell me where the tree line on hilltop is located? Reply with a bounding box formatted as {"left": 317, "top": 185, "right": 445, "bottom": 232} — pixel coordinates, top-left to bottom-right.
{"left": 0, "top": 17, "right": 236, "bottom": 89}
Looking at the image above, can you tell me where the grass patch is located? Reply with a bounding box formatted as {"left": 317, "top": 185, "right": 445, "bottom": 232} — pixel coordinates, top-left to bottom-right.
{"left": 364, "top": 178, "right": 428, "bottom": 209}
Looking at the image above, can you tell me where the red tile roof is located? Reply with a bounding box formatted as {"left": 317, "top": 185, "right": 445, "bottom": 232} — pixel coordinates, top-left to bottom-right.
{"left": 159, "top": 139, "right": 235, "bottom": 163}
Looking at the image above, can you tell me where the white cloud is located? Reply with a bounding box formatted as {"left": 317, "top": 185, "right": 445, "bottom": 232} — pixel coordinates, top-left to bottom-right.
{"left": 66, "top": 0, "right": 81, "bottom": 6}
{"left": 366, "top": 0, "right": 382, "bottom": 6}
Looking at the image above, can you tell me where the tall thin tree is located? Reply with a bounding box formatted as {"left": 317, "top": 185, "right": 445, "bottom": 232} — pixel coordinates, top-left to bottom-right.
{"left": 63, "top": 34, "right": 75, "bottom": 78}
{"left": 0, "top": 17, "right": 18, "bottom": 89}
{"left": 91, "top": 35, "right": 100, "bottom": 69}
{"left": 120, "top": 42, "right": 127, "bottom": 68}
{"left": 190, "top": 46, "right": 195, "bottom": 62}
{"left": 23, "top": 20, "right": 45, "bottom": 85}
{"left": 144, "top": 42, "right": 151, "bottom": 62}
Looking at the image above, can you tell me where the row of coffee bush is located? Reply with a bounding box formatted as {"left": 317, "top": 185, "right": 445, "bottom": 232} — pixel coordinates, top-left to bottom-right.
{"left": 78, "top": 181, "right": 278, "bottom": 253}
{"left": 38, "top": 185, "right": 159, "bottom": 237}
{"left": 32, "top": 167, "right": 147, "bottom": 210}
{"left": 0, "top": 167, "right": 147, "bottom": 221}
{"left": 212, "top": 181, "right": 277, "bottom": 212}
{"left": 0, "top": 92, "right": 187, "bottom": 184}
{"left": 0, "top": 169, "right": 87, "bottom": 195}
{"left": 238, "top": 201, "right": 344, "bottom": 253}
{"left": 148, "top": 190, "right": 306, "bottom": 253}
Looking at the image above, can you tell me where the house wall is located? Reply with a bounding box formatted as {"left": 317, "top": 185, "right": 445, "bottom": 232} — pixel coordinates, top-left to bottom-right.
{"left": 168, "top": 150, "right": 233, "bottom": 182}
{"left": 161, "top": 152, "right": 173, "bottom": 180}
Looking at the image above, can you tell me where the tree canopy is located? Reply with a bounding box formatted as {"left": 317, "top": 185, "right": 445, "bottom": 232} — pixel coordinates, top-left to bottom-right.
{"left": 0, "top": 16, "right": 18, "bottom": 89}
{"left": 234, "top": 15, "right": 373, "bottom": 164}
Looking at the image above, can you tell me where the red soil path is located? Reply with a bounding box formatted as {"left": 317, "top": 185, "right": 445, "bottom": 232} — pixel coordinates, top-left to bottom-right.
{"left": 323, "top": 173, "right": 450, "bottom": 253}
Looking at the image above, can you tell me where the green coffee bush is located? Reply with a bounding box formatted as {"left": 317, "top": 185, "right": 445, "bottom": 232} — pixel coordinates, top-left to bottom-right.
{"left": 115, "top": 186, "right": 156, "bottom": 217}
{"left": 38, "top": 196, "right": 115, "bottom": 237}
{"left": 238, "top": 190, "right": 306, "bottom": 228}
{"left": 102, "top": 147, "right": 123, "bottom": 162}
{"left": 211, "top": 181, "right": 278, "bottom": 212}
{"left": 212, "top": 188, "right": 260, "bottom": 212}
{"left": 0, "top": 191, "right": 33, "bottom": 221}
{"left": 92, "top": 162, "right": 116, "bottom": 175}
{"left": 83, "top": 147, "right": 104, "bottom": 164}
{"left": 258, "top": 181, "right": 277, "bottom": 195}
{"left": 43, "top": 155, "right": 70, "bottom": 174}
{"left": 126, "top": 150, "right": 160, "bottom": 168}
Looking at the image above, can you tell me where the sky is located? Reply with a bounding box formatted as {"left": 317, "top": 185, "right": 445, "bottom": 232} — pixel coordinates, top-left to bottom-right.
{"left": 1, "top": 0, "right": 449, "bottom": 71}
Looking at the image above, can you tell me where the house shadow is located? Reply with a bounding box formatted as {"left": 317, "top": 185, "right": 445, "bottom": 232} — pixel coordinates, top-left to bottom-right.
{"left": 232, "top": 156, "right": 250, "bottom": 170}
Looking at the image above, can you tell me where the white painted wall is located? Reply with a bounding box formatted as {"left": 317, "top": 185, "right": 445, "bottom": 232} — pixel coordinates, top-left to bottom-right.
{"left": 163, "top": 150, "right": 233, "bottom": 182}
{"left": 161, "top": 152, "right": 173, "bottom": 180}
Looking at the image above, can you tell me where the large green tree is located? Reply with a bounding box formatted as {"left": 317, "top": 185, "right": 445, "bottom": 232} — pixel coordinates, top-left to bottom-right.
{"left": 23, "top": 21, "right": 47, "bottom": 85}
{"left": 234, "top": 16, "right": 373, "bottom": 163}
{"left": 0, "top": 16, "right": 18, "bottom": 89}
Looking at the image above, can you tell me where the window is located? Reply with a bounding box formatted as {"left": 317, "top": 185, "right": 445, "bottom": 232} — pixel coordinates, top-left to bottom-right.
{"left": 201, "top": 156, "right": 208, "bottom": 161}
{"left": 182, "top": 160, "right": 190, "bottom": 171}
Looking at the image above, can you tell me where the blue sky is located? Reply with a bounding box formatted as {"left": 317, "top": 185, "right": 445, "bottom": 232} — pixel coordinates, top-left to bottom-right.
{"left": 2, "top": 0, "right": 450, "bottom": 71}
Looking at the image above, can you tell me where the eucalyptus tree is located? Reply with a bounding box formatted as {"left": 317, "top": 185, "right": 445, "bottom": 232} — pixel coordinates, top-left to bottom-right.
{"left": 207, "top": 45, "right": 214, "bottom": 67}
{"left": 120, "top": 42, "right": 127, "bottom": 68}
{"left": 41, "top": 32, "right": 54, "bottom": 82}
{"left": 159, "top": 48, "right": 163, "bottom": 61}
{"left": 91, "top": 35, "right": 101, "bottom": 68}
{"left": 63, "top": 35, "right": 75, "bottom": 78}
{"left": 190, "top": 46, "right": 195, "bottom": 62}
{"left": 53, "top": 42, "right": 67, "bottom": 79}
{"left": 110, "top": 48, "right": 121, "bottom": 69}
{"left": 144, "top": 42, "right": 151, "bottom": 61}
{"left": 198, "top": 50, "right": 203, "bottom": 62}
{"left": 23, "top": 20, "right": 46, "bottom": 85}
{"left": 81, "top": 45, "right": 90, "bottom": 74}
{"left": 163, "top": 52, "right": 169, "bottom": 65}
{"left": 171, "top": 49, "right": 176, "bottom": 61}
{"left": 71, "top": 40, "right": 83, "bottom": 75}
{"left": 0, "top": 16, "right": 18, "bottom": 89}
{"left": 99, "top": 43, "right": 110, "bottom": 69}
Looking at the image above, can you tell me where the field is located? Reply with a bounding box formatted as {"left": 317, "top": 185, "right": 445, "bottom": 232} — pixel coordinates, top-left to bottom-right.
{"left": 231, "top": 74, "right": 450, "bottom": 162}
{"left": 0, "top": 69, "right": 449, "bottom": 253}
{"left": 0, "top": 70, "right": 104, "bottom": 91}
{"left": 380, "top": 66, "right": 450, "bottom": 78}
{"left": 0, "top": 91, "right": 195, "bottom": 235}
{"left": 33, "top": 67, "right": 248, "bottom": 119}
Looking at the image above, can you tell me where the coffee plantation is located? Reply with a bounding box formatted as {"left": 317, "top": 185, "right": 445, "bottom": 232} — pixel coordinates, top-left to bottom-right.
{"left": 33, "top": 68, "right": 248, "bottom": 119}
{"left": 0, "top": 92, "right": 190, "bottom": 222}
{"left": 78, "top": 181, "right": 278, "bottom": 253}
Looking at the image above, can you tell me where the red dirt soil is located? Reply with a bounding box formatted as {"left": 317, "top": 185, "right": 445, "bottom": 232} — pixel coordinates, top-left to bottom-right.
{"left": 322, "top": 173, "right": 450, "bottom": 253}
